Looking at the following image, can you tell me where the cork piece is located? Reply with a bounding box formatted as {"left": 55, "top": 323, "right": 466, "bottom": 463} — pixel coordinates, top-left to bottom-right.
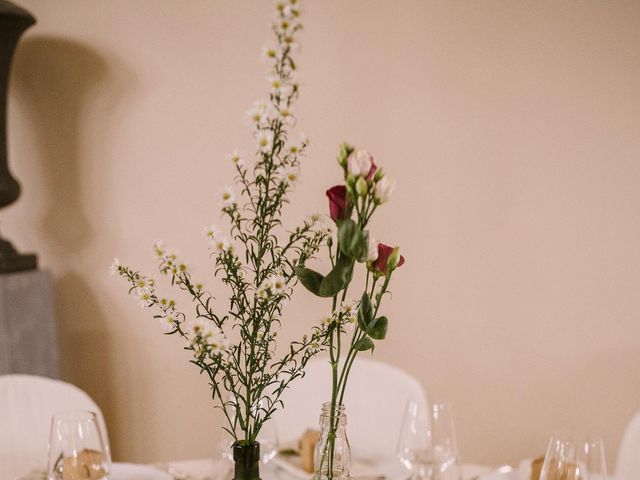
{"left": 300, "top": 429, "right": 320, "bottom": 473}
{"left": 531, "top": 456, "right": 544, "bottom": 480}
{"left": 62, "top": 449, "right": 107, "bottom": 480}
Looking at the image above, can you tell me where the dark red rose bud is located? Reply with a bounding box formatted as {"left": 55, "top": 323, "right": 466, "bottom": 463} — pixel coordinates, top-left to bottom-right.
{"left": 326, "top": 185, "right": 348, "bottom": 223}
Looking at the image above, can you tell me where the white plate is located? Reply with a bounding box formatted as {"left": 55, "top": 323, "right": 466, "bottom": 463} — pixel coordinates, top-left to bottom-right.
{"left": 111, "top": 463, "right": 174, "bottom": 480}
{"left": 477, "top": 469, "right": 519, "bottom": 480}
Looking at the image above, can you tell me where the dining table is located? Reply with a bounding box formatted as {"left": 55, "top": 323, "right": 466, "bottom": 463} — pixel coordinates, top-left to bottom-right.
{"left": 162, "top": 458, "right": 495, "bottom": 480}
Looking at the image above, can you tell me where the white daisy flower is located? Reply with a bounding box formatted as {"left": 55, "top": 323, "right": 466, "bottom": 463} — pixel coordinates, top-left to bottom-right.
{"left": 269, "top": 275, "right": 286, "bottom": 295}
{"left": 203, "top": 225, "right": 220, "bottom": 239}
{"left": 153, "top": 241, "right": 166, "bottom": 258}
{"left": 278, "top": 106, "right": 294, "bottom": 124}
{"left": 135, "top": 287, "right": 154, "bottom": 308}
{"left": 159, "top": 312, "right": 177, "bottom": 333}
{"left": 247, "top": 100, "right": 268, "bottom": 125}
{"left": 278, "top": 166, "right": 299, "bottom": 184}
{"left": 227, "top": 149, "right": 245, "bottom": 168}
{"left": 307, "top": 213, "right": 321, "bottom": 225}
{"left": 220, "top": 186, "right": 236, "bottom": 207}
{"left": 261, "top": 45, "right": 278, "bottom": 61}
{"left": 213, "top": 237, "right": 232, "bottom": 253}
{"left": 282, "top": 5, "right": 300, "bottom": 20}
{"left": 268, "top": 74, "right": 283, "bottom": 93}
{"left": 340, "top": 301, "right": 358, "bottom": 324}
{"left": 109, "top": 257, "right": 120, "bottom": 276}
{"left": 256, "top": 131, "right": 274, "bottom": 154}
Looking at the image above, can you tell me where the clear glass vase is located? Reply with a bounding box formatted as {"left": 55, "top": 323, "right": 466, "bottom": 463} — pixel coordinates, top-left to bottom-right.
{"left": 312, "top": 402, "right": 352, "bottom": 480}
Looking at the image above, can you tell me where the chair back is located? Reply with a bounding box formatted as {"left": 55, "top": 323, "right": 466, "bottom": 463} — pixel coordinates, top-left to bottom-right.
{"left": 617, "top": 410, "right": 640, "bottom": 480}
{"left": 0, "top": 374, "right": 108, "bottom": 480}
{"left": 272, "top": 356, "right": 426, "bottom": 459}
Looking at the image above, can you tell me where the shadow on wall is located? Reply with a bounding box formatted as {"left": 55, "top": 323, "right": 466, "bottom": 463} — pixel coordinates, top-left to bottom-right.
{"left": 10, "top": 36, "right": 134, "bottom": 456}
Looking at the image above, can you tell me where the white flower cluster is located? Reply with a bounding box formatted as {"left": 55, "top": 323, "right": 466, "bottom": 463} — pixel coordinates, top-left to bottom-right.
{"left": 133, "top": 275, "right": 155, "bottom": 309}
{"left": 154, "top": 241, "right": 188, "bottom": 276}
{"left": 257, "top": 274, "right": 287, "bottom": 299}
{"left": 183, "top": 318, "right": 229, "bottom": 356}
{"left": 321, "top": 301, "right": 358, "bottom": 328}
{"left": 249, "top": 0, "right": 302, "bottom": 151}
{"left": 157, "top": 297, "right": 180, "bottom": 333}
{"left": 220, "top": 186, "right": 237, "bottom": 208}
{"left": 204, "top": 225, "right": 233, "bottom": 254}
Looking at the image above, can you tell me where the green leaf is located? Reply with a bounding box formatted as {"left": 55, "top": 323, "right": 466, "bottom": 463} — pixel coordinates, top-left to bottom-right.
{"left": 354, "top": 336, "right": 374, "bottom": 352}
{"left": 318, "top": 256, "right": 353, "bottom": 297}
{"left": 294, "top": 267, "right": 324, "bottom": 296}
{"left": 357, "top": 292, "right": 374, "bottom": 330}
{"left": 338, "top": 220, "right": 368, "bottom": 262}
{"left": 367, "top": 316, "right": 388, "bottom": 340}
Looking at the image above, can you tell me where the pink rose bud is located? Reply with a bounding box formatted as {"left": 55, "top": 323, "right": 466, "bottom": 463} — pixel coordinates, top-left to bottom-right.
{"left": 373, "top": 176, "right": 395, "bottom": 204}
{"left": 326, "top": 185, "right": 348, "bottom": 223}
{"left": 371, "top": 243, "right": 405, "bottom": 275}
{"left": 347, "top": 149, "right": 377, "bottom": 179}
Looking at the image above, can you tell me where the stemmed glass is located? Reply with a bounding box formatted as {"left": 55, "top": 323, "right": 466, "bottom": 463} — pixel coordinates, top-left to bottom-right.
{"left": 397, "top": 400, "right": 461, "bottom": 480}
{"left": 47, "top": 411, "right": 111, "bottom": 480}
{"left": 539, "top": 436, "right": 607, "bottom": 480}
{"left": 219, "top": 398, "right": 279, "bottom": 464}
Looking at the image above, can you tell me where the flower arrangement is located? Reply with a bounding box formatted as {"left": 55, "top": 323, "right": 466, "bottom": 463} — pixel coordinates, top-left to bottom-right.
{"left": 113, "top": 2, "right": 404, "bottom": 479}
{"left": 295, "top": 145, "right": 405, "bottom": 480}
{"left": 113, "top": 2, "right": 332, "bottom": 477}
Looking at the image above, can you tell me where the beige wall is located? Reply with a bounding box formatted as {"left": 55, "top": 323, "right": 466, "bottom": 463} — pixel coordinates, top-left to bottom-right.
{"left": 5, "top": 0, "right": 640, "bottom": 469}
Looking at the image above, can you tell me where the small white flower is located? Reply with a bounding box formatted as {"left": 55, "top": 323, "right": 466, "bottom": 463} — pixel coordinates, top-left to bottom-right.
{"left": 220, "top": 186, "right": 236, "bottom": 207}
{"left": 261, "top": 45, "right": 278, "bottom": 61}
{"left": 135, "top": 287, "right": 154, "bottom": 308}
{"left": 184, "top": 318, "right": 228, "bottom": 353}
{"left": 321, "top": 314, "right": 334, "bottom": 326}
{"left": 367, "top": 237, "right": 379, "bottom": 262}
{"left": 159, "top": 312, "right": 177, "bottom": 333}
{"left": 258, "top": 274, "right": 286, "bottom": 298}
{"left": 256, "top": 131, "right": 274, "bottom": 154}
{"left": 373, "top": 176, "right": 396, "bottom": 204}
{"left": 203, "top": 225, "right": 220, "bottom": 239}
{"left": 270, "top": 275, "right": 286, "bottom": 295}
{"left": 278, "top": 82, "right": 294, "bottom": 99}
{"left": 213, "top": 237, "right": 232, "bottom": 253}
{"left": 278, "top": 166, "right": 299, "bottom": 184}
{"left": 268, "top": 74, "right": 283, "bottom": 93}
{"left": 227, "top": 149, "right": 245, "bottom": 168}
{"left": 347, "top": 149, "right": 373, "bottom": 178}
{"left": 247, "top": 101, "right": 269, "bottom": 125}
{"left": 307, "top": 213, "right": 322, "bottom": 225}
{"left": 109, "top": 257, "right": 120, "bottom": 276}
{"left": 282, "top": 5, "right": 300, "bottom": 20}
{"left": 153, "top": 241, "right": 166, "bottom": 258}
{"left": 340, "top": 301, "right": 357, "bottom": 316}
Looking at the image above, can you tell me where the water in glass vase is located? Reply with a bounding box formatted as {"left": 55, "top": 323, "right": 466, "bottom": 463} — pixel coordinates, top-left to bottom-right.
{"left": 313, "top": 403, "right": 352, "bottom": 480}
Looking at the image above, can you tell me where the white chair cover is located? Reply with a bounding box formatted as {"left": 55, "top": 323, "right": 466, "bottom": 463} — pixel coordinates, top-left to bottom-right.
{"left": 616, "top": 410, "right": 640, "bottom": 480}
{"left": 0, "top": 374, "right": 108, "bottom": 480}
{"left": 272, "top": 356, "right": 426, "bottom": 459}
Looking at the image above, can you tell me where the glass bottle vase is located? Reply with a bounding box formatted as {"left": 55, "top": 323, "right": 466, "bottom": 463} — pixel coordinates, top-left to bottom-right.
{"left": 312, "top": 402, "right": 352, "bottom": 480}
{"left": 232, "top": 441, "right": 261, "bottom": 480}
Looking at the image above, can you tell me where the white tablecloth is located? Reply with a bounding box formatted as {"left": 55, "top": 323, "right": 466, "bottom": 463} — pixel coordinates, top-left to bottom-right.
{"left": 166, "top": 458, "right": 492, "bottom": 480}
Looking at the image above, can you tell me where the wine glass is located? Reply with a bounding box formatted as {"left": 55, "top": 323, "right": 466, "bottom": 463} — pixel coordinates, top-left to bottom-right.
{"left": 397, "top": 400, "right": 461, "bottom": 480}
{"left": 219, "top": 398, "right": 279, "bottom": 464}
{"left": 539, "top": 436, "right": 607, "bottom": 480}
{"left": 47, "top": 411, "right": 111, "bottom": 480}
